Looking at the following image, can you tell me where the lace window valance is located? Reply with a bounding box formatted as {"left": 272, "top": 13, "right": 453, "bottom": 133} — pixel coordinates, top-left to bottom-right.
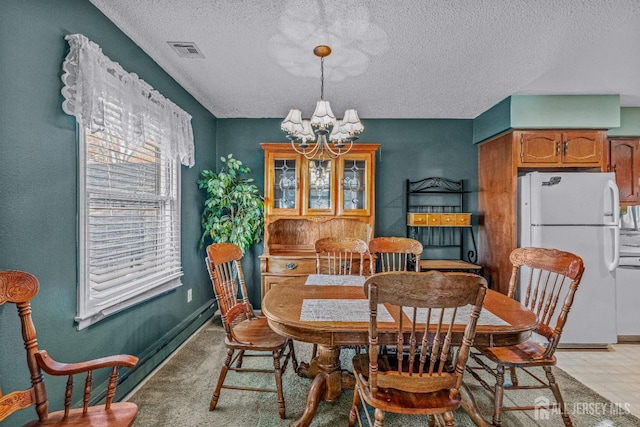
{"left": 61, "top": 34, "right": 195, "bottom": 167}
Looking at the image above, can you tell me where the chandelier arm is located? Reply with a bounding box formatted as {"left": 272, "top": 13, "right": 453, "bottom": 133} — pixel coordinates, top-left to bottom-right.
{"left": 323, "top": 140, "right": 354, "bottom": 158}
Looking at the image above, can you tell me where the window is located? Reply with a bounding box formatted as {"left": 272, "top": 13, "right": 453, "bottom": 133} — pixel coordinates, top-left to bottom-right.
{"left": 61, "top": 34, "right": 194, "bottom": 329}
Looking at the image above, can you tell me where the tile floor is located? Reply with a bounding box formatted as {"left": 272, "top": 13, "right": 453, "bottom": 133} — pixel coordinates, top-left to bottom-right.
{"left": 555, "top": 343, "right": 640, "bottom": 418}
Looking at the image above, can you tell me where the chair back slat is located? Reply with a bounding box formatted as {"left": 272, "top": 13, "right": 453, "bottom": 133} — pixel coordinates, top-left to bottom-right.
{"left": 368, "top": 237, "right": 423, "bottom": 273}
{"left": 364, "top": 271, "right": 487, "bottom": 397}
{"left": 315, "top": 237, "right": 368, "bottom": 275}
{"left": 508, "top": 247, "right": 584, "bottom": 353}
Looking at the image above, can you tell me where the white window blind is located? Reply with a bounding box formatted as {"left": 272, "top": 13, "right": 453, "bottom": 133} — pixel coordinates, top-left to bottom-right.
{"left": 61, "top": 34, "right": 194, "bottom": 329}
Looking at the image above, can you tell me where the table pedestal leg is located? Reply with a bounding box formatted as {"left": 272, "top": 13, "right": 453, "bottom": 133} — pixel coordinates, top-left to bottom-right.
{"left": 460, "top": 382, "right": 491, "bottom": 427}
{"left": 292, "top": 345, "right": 344, "bottom": 427}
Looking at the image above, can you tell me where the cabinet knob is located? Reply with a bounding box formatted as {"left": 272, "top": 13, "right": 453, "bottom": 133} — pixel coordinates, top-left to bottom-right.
{"left": 285, "top": 262, "right": 298, "bottom": 270}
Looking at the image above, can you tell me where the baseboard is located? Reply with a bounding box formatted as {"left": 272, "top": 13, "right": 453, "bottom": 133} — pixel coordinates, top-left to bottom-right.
{"left": 92, "top": 298, "right": 217, "bottom": 404}
{"left": 557, "top": 343, "right": 612, "bottom": 350}
{"left": 617, "top": 335, "right": 640, "bottom": 343}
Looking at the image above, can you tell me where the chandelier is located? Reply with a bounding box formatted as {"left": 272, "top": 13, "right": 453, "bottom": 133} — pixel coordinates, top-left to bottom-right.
{"left": 281, "top": 45, "right": 364, "bottom": 160}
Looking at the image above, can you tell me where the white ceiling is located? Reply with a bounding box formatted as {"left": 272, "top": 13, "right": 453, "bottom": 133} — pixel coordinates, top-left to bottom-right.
{"left": 89, "top": 0, "right": 640, "bottom": 120}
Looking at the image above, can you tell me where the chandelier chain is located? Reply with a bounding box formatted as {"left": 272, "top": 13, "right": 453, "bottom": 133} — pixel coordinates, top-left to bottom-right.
{"left": 320, "top": 56, "right": 325, "bottom": 101}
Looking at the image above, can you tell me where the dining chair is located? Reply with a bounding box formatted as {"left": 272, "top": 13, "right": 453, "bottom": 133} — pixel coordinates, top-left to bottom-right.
{"left": 0, "top": 270, "right": 138, "bottom": 426}
{"left": 368, "top": 236, "right": 423, "bottom": 273}
{"left": 349, "top": 271, "right": 487, "bottom": 427}
{"left": 466, "top": 247, "right": 585, "bottom": 426}
{"left": 314, "top": 236, "right": 369, "bottom": 275}
{"left": 311, "top": 236, "right": 370, "bottom": 358}
{"left": 205, "top": 243, "right": 297, "bottom": 419}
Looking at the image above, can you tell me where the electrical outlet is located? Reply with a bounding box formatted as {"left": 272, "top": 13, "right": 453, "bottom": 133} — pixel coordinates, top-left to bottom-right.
{"left": 187, "top": 288, "right": 192, "bottom": 303}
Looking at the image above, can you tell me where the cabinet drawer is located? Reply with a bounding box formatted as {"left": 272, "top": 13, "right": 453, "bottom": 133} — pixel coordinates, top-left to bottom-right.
{"left": 266, "top": 257, "right": 316, "bottom": 274}
{"left": 407, "top": 213, "right": 427, "bottom": 226}
{"left": 427, "top": 214, "right": 441, "bottom": 225}
{"left": 441, "top": 214, "right": 456, "bottom": 226}
{"left": 456, "top": 213, "right": 471, "bottom": 226}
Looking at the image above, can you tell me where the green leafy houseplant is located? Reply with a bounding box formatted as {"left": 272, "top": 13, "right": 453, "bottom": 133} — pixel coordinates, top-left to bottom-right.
{"left": 198, "top": 154, "right": 264, "bottom": 251}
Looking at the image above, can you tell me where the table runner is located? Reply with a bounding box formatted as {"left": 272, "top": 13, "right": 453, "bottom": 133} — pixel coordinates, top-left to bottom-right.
{"left": 300, "top": 299, "right": 393, "bottom": 322}
{"left": 305, "top": 274, "right": 366, "bottom": 286}
{"left": 402, "top": 306, "right": 509, "bottom": 326}
{"left": 300, "top": 299, "right": 509, "bottom": 326}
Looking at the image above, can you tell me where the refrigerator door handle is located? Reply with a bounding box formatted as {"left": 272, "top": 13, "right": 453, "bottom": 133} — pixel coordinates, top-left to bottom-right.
{"left": 604, "top": 179, "right": 620, "bottom": 226}
{"left": 606, "top": 226, "right": 620, "bottom": 272}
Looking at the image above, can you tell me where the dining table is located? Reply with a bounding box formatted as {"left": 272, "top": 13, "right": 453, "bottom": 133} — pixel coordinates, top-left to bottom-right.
{"left": 261, "top": 273, "right": 538, "bottom": 427}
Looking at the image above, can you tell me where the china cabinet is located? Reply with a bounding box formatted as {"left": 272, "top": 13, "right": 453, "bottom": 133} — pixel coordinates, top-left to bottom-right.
{"left": 260, "top": 143, "right": 379, "bottom": 298}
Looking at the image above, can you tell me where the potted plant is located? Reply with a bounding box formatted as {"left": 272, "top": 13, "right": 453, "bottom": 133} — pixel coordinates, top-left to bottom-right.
{"left": 198, "top": 154, "right": 264, "bottom": 251}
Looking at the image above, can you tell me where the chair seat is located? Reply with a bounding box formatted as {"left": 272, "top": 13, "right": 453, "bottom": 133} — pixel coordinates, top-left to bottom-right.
{"left": 352, "top": 353, "right": 461, "bottom": 415}
{"left": 23, "top": 402, "right": 138, "bottom": 426}
{"left": 477, "top": 339, "right": 556, "bottom": 367}
{"left": 226, "top": 316, "right": 287, "bottom": 350}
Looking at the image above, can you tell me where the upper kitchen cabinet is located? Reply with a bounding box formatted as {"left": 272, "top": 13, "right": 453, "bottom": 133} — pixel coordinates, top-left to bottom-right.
{"left": 609, "top": 137, "right": 640, "bottom": 205}
{"left": 260, "top": 143, "right": 379, "bottom": 298}
{"left": 478, "top": 130, "right": 608, "bottom": 295}
{"left": 517, "top": 130, "right": 606, "bottom": 168}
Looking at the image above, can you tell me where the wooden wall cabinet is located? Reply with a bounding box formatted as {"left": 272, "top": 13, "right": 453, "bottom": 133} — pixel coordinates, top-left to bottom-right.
{"left": 260, "top": 143, "right": 379, "bottom": 299}
{"left": 609, "top": 137, "right": 640, "bottom": 205}
{"left": 479, "top": 130, "right": 607, "bottom": 295}
{"left": 518, "top": 130, "right": 605, "bottom": 168}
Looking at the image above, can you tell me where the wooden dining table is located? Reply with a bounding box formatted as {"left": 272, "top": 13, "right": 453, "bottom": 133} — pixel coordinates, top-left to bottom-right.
{"left": 262, "top": 274, "right": 538, "bottom": 427}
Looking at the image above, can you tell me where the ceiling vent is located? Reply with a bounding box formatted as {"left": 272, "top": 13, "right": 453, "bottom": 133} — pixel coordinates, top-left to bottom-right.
{"left": 167, "top": 41, "right": 205, "bottom": 59}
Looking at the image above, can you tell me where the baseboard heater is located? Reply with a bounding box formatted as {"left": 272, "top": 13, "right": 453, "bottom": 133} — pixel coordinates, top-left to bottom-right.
{"left": 91, "top": 298, "right": 217, "bottom": 405}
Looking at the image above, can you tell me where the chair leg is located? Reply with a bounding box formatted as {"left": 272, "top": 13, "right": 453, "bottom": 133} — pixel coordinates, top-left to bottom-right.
{"left": 311, "top": 343, "right": 318, "bottom": 359}
{"left": 273, "top": 350, "right": 286, "bottom": 419}
{"left": 545, "top": 366, "right": 573, "bottom": 427}
{"left": 287, "top": 339, "right": 298, "bottom": 372}
{"left": 509, "top": 366, "right": 519, "bottom": 386}
{"left": 492, "top": 364, "right": 506, "bottom": 427}
{"left": 374, "top": 408, "right": 385, "bottom": 427}
{"left": 210, "top": 347, "right": 234, "bottom": 411}
{"left": 349, "top": 384, "right": 362, "bottom": 427}
{"left": 236, "top": 349, "right": 245, "bottom": 368}
{"left": 442, "top": 411, "right": 455, "bottom": 426}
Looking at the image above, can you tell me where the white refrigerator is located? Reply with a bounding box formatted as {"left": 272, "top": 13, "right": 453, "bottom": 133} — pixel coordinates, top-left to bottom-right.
{"left": 518, "top": 171, "right": 620, "bottom": 346}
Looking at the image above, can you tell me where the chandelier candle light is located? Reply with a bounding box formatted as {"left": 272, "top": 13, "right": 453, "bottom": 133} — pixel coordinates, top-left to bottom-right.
{"left": 281, "top": 45, "right": 364, "bottom": 160}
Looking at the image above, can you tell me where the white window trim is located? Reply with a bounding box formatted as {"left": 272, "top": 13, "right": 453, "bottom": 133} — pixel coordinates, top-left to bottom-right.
{"left": 75, "top": 127, "right": 183, "bottom": 330}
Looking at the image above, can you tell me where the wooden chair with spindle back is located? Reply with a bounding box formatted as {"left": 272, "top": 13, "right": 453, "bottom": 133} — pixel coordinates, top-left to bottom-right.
{"left": 314, "top": 237, "right": 369, "bottom": 276}
{"left": 205, "top": 243, "right": 297, "bottom": 419}
{"left": 0, "top": 270, "right": 138, "bottom": 426}
{"left": 368, "top": 236, "right": 423, "bottom": 273}
{"left": 349, "top": 271, "right": 487, "bottom": 427}
{"left": 310, "top": 236, "right": 370, "bottom": 358}
{"left": 466, "top": 247, "right": 585, "bottom": 426}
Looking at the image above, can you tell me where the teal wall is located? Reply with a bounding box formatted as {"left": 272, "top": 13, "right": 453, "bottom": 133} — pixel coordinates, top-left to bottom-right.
{"left": 608, "top": 107, "right": 640, "bottom": 137}
{"left": 473, "top": 95, "right": 621, "bottom": 143}
{"left": 216, "top": 119, "right": 478, "bottom": 304}
{"left": 0, "top": 2, "right": 217, "bottom": 425}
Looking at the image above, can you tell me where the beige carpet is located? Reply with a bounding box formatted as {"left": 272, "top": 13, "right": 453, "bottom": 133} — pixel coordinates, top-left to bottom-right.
{"left": 129, "top": 317, "right": 640, "bottom": 426}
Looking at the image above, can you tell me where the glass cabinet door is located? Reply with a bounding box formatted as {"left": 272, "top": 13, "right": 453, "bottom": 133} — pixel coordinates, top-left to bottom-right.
{"left": 266, "top": 153, "right": 300, "bottom": 215}
{"left": 338, "top": 154, "right": 371, "bottom": 216}
{"left": 303, "top": 159, "right": 335, "bottom": 215}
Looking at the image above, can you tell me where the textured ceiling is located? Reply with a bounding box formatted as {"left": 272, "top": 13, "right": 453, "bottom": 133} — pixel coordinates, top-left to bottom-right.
{"left": 89, "top": 0, "right": 640, "bottom": 119}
